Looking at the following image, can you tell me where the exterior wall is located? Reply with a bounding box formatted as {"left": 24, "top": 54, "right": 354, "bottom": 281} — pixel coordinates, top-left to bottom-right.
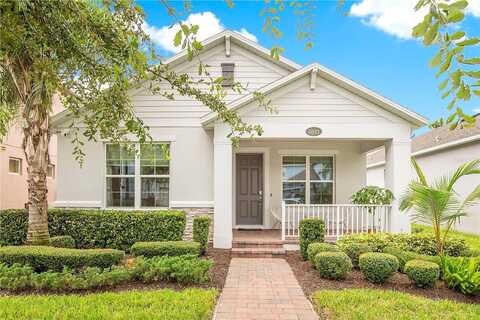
{"left": 238, "top": 139, "right": 367, "bottom": 229}
{"left": 55, "top": 127, "right": 214, "bottom": 208}
{"left": 366, "top": 142, "right": 480, "bottom": 234}
{"left": 366, "top": 164, "right": 384, "bottom": 187}
{"left": 0, "top": 95, "right": 62, "bottom": 209}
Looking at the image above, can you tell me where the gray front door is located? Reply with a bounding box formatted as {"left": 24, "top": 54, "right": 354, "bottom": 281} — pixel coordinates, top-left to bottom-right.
{"left": 236, "top": 154, "right": 264, "bottom": 225}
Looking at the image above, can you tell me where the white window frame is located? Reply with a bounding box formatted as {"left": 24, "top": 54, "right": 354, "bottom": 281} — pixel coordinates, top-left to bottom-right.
{"left": 47, "top": 164, "right": 55, "bottom": 179}
{"left": 281, "top": 154, "right": 336, "bottom": 205}
{"left": 8, "top": 157, "right": 22, "bottom": 175}
{"left": 104, "top": 143, "right": 170, "bottom": 209}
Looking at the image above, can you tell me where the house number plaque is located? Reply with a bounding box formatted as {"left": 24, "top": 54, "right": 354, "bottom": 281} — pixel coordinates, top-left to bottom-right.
{"left": 306, "top": 127, "right": 322, "bottom": 136}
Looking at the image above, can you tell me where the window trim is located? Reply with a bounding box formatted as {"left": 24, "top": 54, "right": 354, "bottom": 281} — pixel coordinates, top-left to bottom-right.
{"left": 8, "top": 157, "right": 22, "bottom": 175}
{"left": 281, "top": 154, "right": 336, "bottom": 205}
{"left": 104, "top": 143, "right": 171, "bottom": 209}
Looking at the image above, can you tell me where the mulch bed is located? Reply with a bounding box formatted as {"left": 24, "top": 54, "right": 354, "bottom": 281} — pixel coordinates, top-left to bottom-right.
{"left": 285, "top": 251, "right": 480, "bottom": 304}
{"left": 0, "top": 248, "right": 232, "bottom": 296}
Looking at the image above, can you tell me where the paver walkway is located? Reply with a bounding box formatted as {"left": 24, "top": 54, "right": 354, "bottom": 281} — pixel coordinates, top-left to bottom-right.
{"left": 214, "top": 258, "right": 318, "bottom": 320}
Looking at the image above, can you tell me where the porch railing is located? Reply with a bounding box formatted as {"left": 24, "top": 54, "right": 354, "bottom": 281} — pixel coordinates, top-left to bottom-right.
{"left": 281, "top": 202, "right": 392, "bottom": 241}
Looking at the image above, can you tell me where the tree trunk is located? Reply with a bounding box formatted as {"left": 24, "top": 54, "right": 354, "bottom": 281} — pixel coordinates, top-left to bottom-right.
{"left": 23, "top": 102, "right": 51, "bottom": 245}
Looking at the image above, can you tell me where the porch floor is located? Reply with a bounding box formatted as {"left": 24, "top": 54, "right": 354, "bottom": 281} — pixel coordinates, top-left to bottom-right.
{"left": 233, "top": 229, "right": 282, "bottom": 242}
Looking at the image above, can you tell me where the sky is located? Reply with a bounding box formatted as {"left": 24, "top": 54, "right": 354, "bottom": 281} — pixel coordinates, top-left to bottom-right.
{"left": 138, "top": 0, "right": 480, "bottom": 127}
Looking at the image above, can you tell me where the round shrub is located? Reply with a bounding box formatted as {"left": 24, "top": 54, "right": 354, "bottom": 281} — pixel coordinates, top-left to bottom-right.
{"left": 49, "top": 236, "right": 75, "bottom": 248}
{"left": 299, "top": 218, "right": 325, "bottom": 260}
{"left": 359, "top": 252, "right": 399, "bottom": 284}
{"left": 404, "top": 259, "right": 440, "bottom": 288}
{"left": 313, "top": 252, "right": 352, "bottom": 280}
{"left": 307, "top": 243, "right": 340, "bottom": 263}
{"left": 340, "top": 242, "right": 372, "bottom": 268}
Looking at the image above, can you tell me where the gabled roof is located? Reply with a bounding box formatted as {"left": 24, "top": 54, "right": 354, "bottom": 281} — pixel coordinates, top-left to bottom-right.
{"left": 202, "top": 62, "right": 428, "bottom": 127}
{"left": 163, "top": 30, "right": 301, "bottom": 72}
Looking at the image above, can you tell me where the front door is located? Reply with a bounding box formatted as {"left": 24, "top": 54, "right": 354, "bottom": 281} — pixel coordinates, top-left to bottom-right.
{"left": 236, "top": 154, "right": 263, "bottom": 226}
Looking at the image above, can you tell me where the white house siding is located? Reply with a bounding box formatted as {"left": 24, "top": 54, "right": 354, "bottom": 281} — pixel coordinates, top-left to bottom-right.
{"left": 367, "top": 142, "right": 480, "bottom": 234}
{"left": 366, "top": 164, "right": 385, "bottom": 187}
{"left": 238, "top": 139, "right": 367, "bottom": 228}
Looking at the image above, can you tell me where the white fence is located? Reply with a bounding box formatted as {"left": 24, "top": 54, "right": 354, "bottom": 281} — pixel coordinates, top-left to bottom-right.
{"left": 281, "top": 203, "right": 392, "bottom": 240}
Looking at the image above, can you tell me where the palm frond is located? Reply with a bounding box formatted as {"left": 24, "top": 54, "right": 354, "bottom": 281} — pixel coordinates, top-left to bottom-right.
{"left": 446, "top": 160, "right": 480, "bottom": 191}
{"left": 411, "top": 157, "right": 428, "bottom": 186}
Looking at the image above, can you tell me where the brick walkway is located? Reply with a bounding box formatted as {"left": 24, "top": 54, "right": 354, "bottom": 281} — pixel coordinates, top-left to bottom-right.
{"left": 214, "top": 258, "right": 318, "bottom": 320}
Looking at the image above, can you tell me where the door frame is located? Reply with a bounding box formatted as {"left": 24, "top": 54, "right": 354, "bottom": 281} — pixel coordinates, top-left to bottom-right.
{"left": 233, "top": 147, "right": 270, "bottom": 229}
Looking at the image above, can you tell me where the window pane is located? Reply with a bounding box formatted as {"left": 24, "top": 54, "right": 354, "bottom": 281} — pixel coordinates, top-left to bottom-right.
{"left": 282, "top": 156, "right": 306, "bottom": 181}
{"left": 8, "top": 158, "right": 21, "bottom": 174}
{"left": 310, "top": 182, "right": 333, "bottom": 204}
{"left": 106, "top": 145, "right": 134, "bottom": 175}
{"left": 106, "top": 177, "right": 135, "bottom": 207}
{"left": 310, "top": 157, "right": 333, "bottom": 181}
{"left": 282, "top": 182, "right": 305, "bottom": 204}
{"left": 140, "top": 144, "right": 169, "bottom": 175}
{"left": 141, "top": 177, "right": 169, "bottom": 207}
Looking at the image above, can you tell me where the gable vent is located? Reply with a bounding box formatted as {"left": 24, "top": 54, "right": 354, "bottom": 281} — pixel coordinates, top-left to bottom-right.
{"left": 221, "top": 63, "right": 235, "bottom": 87}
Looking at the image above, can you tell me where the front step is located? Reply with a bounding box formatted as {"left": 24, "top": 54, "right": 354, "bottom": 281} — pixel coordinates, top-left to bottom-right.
{"left": 232, "top": 239, "right": 284, "bottom": 249}
{"left": 231, "top": 247, "right": 286, "bottom": 258}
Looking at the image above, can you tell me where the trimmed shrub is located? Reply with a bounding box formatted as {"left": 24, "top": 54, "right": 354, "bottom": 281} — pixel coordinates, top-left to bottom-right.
{"left": 131, "top": 241, "right": 200, "bottom": 258}
{"left": 299, "top": 218, "right": 325, "bottom": 260}
{"left": 359, "top": 252, "right": 399, "bottom": 284}
{"left": 0, "top": 209, "right": 186, "bottom": 250}
{"left": 404, "top": 259, "right": 440, "bottom": 288}
{"left": 307, "top": 243, "right": 340, "bottom": 263}
{"left": 0, "top": 246, "right": 124, "bottom": 272}
{"left": 383, "top": 246, "right": 441, "bottom": 272}
{"left": 192, "top": 216, "right": 211, "bottom": 255}
{"left": 339, "top": 242, "right": 372, "bottom": 268}
{"left": 336, "top": 232, "right": 468, "bottom": 257}
{"left": 49, "top": 236, "right": 75, "bottom": 248}
{"left": 313, "top": 252, "right": 352, "bottom": 280}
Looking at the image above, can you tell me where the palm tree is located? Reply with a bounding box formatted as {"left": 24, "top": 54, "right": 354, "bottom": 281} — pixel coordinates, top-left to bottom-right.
{"left": 400, "top": 158, "right": 480, "bottom": 256}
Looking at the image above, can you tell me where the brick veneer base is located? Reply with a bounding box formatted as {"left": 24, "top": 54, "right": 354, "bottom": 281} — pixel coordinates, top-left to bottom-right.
{"left": 179, "top": 207, "right": 214, "bottom": 241}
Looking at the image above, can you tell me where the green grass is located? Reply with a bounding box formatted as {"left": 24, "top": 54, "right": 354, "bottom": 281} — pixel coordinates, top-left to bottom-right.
{"left": 312, "top": 289, "right": 480, "bottom": 320}
{"left": 412, "top": 224, "right": 480, "bottom": 251}
{"left": 0, "top": 289, "right": 217, "bottom": 320}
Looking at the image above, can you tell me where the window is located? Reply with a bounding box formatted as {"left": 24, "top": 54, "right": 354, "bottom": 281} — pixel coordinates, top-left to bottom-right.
{"left": 105, "top": 143, "right": 170, "bottom": 208}
{"left": 282, "top": 155, "right": 334, "bottom": 204}
{"left": 8, "top": 157, "right": 22, "bottom": 175}
{"left": 47, "top": 164, "right": 55, "bottom": 178}
{"left": 221, "top": 63, "right": 235, "bottom": 86}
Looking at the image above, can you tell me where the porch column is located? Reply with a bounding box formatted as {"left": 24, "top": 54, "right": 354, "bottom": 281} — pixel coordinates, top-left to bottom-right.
{"left": 384, "top": 139, "right": 411, "bottom": 233}
{"left": 213, "top": 126, "right": 233, "bottom": 248}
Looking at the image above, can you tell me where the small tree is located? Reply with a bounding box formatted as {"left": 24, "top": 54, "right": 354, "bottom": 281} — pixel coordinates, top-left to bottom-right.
{"left": 400, "top": 158, "right": 480, "bottom": 256}
{"left": 351, "top": 186, "right": 394, "bottom": 206}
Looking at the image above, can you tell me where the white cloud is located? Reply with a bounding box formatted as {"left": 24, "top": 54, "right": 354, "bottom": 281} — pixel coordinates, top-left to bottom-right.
{"left": 143, "top": 12, "right": 257, "bottom": 53}
{"left": 350, "top": 0, "right": 480, "bottom": 39}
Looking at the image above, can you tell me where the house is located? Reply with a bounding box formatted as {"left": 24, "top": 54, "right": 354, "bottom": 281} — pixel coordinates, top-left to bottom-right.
{"left": 367, "top": 114, "right": 480, "bottom": 235}
{"left": 51, "top": 30, "right": 428, "bottom": 249}
{"left": 0, "top": 95, "right": 63, "bottom": 209}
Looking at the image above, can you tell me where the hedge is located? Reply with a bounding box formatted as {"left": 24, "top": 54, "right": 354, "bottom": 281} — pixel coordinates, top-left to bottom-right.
{"left": 339, "top": 242, "right": 372, "bottom": 268}
{"left": 307, "top": 243, "right": 340, "bottom": 263}
{"left": 0, "top": 209, "right": 186, "bottom": 251}
{"left": 0, "top": 246, "right": 124, "bottom": 272}
{"left": 404, "top": 259, "right": 440, "bottom": 288}
{"left": 313, "top": 252, "right": 352, "bottom": 280}
{"left": 49, "top": 236, "right": 75, "bottom": 249}
{"left": 192, "top": 216, "right": 211, "bottom": 255}
{"left": 131, "top": 241, "right": 200, "bottom": 258}
{"left": 337, "top": 232, "right": 468, "bottom": 257}
{"left": 382, "top": 246, "right": 441, "bottom": 272}
{"left": 359, "top": 252, "right": 399, "bottom": 284}
{"left": 299, "top": 218, "right": 325, "bottom": 260}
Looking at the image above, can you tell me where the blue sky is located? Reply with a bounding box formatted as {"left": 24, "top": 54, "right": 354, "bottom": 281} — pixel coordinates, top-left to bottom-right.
{"left": 138, "top": 0, "right": 480, "bottom": 128}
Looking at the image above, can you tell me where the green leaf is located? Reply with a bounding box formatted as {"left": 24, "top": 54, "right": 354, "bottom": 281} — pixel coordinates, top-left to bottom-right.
{"left": 447, "top": 10, "right": 464, "bottom": 23}
{"left": 448, "top": 0, "right": 468, "bottom": 10}
{"left": 461, "top": 58, "right": 480, "bottom": 65}
{"left": 439, "top": 78, "right": 449, "bottom": 90}
{"left": 412, "top": 13, "right": 431, "bottom": 37}
{"left": 430, "top": 50, "right": 443, "bottom": 67}
{"left": 447, "top": 98, "right": 456, "bottom": 110}
{"left": 473, "top": 90, "right": 480, "bottom": 97}
{"left": 465, "top": 71, "right": 480, "bottom": 78}
{"left": 423, "top": 22, "right": 439, "bottom": 45}
{"left": 456, "top": 38, "right": 480, "bottom": 46}
{"left": 450, "top": 31, "right": 465, "bottom": 40}
{"left": 174, "top": 30, "right": 182, "bottom": 47}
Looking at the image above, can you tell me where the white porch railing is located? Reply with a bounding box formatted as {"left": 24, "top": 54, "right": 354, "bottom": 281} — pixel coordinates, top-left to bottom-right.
{"left": 281, "top": 202, "right": 392, "bottom": 241}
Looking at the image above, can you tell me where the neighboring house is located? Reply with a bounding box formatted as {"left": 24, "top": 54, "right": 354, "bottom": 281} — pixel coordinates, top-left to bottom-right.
{"left": 0, "top": 95, "right": 63, "bottom": 209}
{"left": 367, "top": 114, "right": 480, "bottom": 234}
{"left": 51, "top": 30, "right": 428, "bottom": 249}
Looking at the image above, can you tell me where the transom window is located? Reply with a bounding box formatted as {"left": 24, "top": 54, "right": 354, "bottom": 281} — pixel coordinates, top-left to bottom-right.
{"left": 281, "top": 155, "right": 334, "bottom": 205}
{"left": 105, "top": 143, "right": 170, "bottom": 208}
{"left": 8, "top": 157, "right": 22, "bottom": 175}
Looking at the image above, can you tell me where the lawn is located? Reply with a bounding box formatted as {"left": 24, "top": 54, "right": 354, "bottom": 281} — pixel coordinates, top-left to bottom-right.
{"left": 412, "top": 224, "right": 480, "bottom": 251}
{"left": 0, "top": 289, "right": 217, "bottom": 320}
{"left": 312, "top": 289, "right": 480, "bottom": 320}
